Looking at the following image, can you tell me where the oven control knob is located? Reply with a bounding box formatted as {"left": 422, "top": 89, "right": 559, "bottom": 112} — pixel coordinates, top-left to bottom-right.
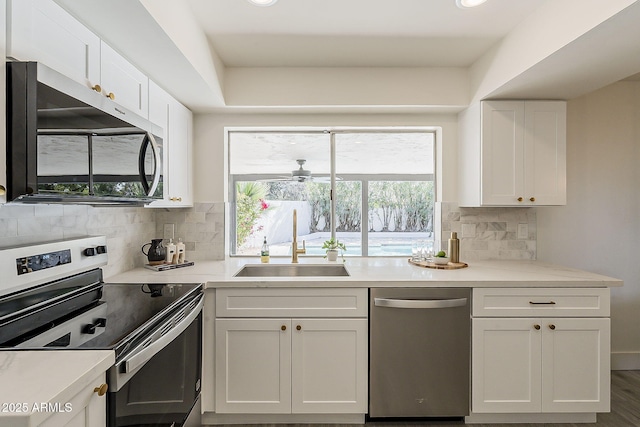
{"left": 95, "top": 318, "right": 107, "bottom": 327}
{"left": 83, "top": 324, "right": 97, "bottom": 334}
{"left": 96, "top": 245, "right": 107, "bottom": 254}
{"left": 83, "top": 248, "right": 96, "bottom": 257}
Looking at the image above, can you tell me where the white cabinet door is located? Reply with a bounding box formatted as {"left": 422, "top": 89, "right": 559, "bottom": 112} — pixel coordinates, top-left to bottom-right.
{"left": 523, "top": 101, "right": 567, "bottom": 205}
{"left": 148, "top": 80, "right": 169, "bottom": 131}
{"left": 215, "top": 319, "right": 291, "bottom": 414}
{"left": 472, "top": 318, "right": 542, "bottom": 413}
{"left": 166, "top": 97, "right": 193, "bottom": 206}
{"left": 291, "top": 318, "right": 368, "bottom": 414}
{"left": 460, "top": 100, "right": 566, "bottom": 207}
{"left": 147, "top": 81, "right": 194, "bottom": 207}
{"left": 100, "top": 41, "right": 148, "bottom": 118}
{"left": 481, "top": 101, "right": 526, "bottom": 206}
{"left": 8, "top": 0, "right": 100, "bottom": 88}
{"left": 541, "top": 318, "right": 610, "bottom": 413}
{"left": 473, "top": 317, "right": 610, "bottom": 414}
{"left": 40, "top": 372, "right": 107, "bottom": 427}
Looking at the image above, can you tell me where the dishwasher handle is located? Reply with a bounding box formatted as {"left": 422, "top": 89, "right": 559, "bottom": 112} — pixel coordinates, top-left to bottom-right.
{"left": 374, "top": 297, "right": 468, "bottom": 309}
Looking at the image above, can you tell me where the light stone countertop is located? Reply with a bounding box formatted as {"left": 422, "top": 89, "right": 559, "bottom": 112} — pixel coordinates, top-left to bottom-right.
{"left": 106, "top": 257, "right": 623, "bottom": 288}
{"left": 0, "top": 350, "right": 114, "bottom": 427}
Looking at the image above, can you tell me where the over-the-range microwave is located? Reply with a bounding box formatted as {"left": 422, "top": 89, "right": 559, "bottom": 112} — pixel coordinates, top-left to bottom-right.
{"left": 6, "top": 61, "right": 163, "bottom": 205}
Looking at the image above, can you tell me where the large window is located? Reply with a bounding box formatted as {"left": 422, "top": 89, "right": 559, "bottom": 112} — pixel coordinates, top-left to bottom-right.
{"left": 229, "top": 129, "right": 435, "bottom": 257}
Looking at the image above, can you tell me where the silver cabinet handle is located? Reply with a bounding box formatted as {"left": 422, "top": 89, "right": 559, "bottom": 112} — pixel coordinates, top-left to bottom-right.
{"left": 374, "top": 297, "right": 467, "bottom": 309}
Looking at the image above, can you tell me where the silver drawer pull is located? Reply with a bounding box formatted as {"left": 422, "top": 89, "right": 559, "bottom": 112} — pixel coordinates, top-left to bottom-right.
{"left": 529, "top": 301, "right": 556, "bottom": 305}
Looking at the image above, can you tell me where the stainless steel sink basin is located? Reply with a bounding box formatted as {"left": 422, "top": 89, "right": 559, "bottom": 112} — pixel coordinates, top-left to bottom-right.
{"left": 234, "top": 264, "right": 350, "bottom": 277}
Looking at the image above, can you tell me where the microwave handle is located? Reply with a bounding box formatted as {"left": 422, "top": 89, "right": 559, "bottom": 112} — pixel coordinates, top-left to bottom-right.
{"left": 138, "top": 132, "right": 161, "bottom": 196}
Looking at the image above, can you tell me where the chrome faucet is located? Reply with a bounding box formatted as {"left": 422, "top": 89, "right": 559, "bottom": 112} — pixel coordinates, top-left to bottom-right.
{"left": 292, "top": 209, "right": 306, "bottom": 263}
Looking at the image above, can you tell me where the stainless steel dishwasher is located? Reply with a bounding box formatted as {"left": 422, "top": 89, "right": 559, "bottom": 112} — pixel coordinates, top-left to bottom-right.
{"left": 369, "top": 287, "right": 471, "bottom": 418}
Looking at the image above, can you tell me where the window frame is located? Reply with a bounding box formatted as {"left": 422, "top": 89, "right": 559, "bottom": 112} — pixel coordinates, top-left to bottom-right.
{"left": 227, "top": 127, "right": 438, "bottom": 257}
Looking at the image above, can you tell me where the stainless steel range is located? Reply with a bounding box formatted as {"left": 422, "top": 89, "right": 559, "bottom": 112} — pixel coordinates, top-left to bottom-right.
{"left": 0, "top": 236, "right": 203, "bottom": 427}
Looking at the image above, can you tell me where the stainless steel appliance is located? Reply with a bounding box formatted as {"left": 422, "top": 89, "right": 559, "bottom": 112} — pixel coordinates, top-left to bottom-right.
{"left": 6, "top": 61, "right": 163, "bottom": 205}
{"left": 369, "top": 287, "right": 471, "bottom": 419}
{"left": 0, "top": 236, "right": 203, "bottom": 427}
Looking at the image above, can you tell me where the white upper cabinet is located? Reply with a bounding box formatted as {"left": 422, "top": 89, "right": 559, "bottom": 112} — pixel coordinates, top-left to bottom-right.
{"left": 7, "top": 0, "right": 101, "bottom": 89}
{"left": 8, "top": 0, "right": 149, "bottom": 118}
{"left": 458, "top": 100, "right": 566, "bottom": 207}
{"left": 148, "top": 81, "right": 193, "bottom": 207}
{"left": 99, "top": 41, "right": 148, "bottom": 118}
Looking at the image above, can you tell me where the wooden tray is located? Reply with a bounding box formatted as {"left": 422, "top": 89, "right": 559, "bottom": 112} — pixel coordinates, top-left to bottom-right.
{"left": 408, "top": 258, "right": 468, "bottom": 270}
{"left": 144, "top": 260, "right": 195, "bottom": 271}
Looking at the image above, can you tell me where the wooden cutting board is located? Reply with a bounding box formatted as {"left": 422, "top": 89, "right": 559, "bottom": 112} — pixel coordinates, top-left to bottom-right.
{"left": 408, "top": 258, "right": 468, "bottom": 270}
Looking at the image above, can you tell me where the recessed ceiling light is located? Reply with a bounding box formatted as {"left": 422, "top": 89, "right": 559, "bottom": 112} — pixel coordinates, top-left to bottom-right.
{"left": 456, "top": 0, "right": 487, "bottom": 8}
{"left": 248, "top": 0, "right": 278, "bottom": 6}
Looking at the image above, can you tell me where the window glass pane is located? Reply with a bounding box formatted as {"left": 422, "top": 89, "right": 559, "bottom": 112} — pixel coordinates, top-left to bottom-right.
{"left": 334, "top": 132, "right": 434, "bottom": 174}
{"left": 335, "top": 132, "right": 434, "bottom": 256}
{"left": 368, "top": 181, "right": 434, "bottom": 256}
{"left": 234, "top": 180, "right": 331, "bottom": 256}
{"left": 229, "top": 132, "right": 329, "bottom": 175}
{"left": 230, "top": 131, "right": 331, "bottom": 256}
{"left": 335, "top": 181, "right": 362, "bottom": 256}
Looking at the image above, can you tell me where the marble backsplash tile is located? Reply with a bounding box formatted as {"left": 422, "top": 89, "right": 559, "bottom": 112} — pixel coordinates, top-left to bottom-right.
{"left": 154, "top": 203, "right": 225, "bottom": 262}
{"left": 0, "top": 200, "right": 530, "bottom": 276}
{"left": 439, "top": 202, "right": 536, "bottom": 261}
{"left": 0, "top": 202, "right": 226, "bottom": 278}
{"left": 0, "top": 204, "right": 156, "bottom": 278}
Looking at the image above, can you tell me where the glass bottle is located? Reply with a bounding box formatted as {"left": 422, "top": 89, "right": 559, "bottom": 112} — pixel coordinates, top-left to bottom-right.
{"left": 261, "top": 237, "right": 270, "bottom": 263}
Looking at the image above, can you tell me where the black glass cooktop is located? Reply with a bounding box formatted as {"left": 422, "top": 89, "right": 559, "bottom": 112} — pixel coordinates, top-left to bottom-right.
{"left": 0, "top": 268, "right": 201, "bottom": 353}
{"left": 81, "top": 282, "right": 201, "bottom": 358}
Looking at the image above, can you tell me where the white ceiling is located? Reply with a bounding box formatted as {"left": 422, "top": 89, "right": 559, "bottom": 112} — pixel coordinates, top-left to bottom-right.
{"left": 186, "top": 0, "right": 546, "bottom": 68}
{"left": 55, "top": 0, "right": 640, "bottom": 112}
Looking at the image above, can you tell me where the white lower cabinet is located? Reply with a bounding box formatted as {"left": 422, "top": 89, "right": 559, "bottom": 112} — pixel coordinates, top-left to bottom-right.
{"left": 215, "top": 318, "right": 367, "bottom": 414}
{"left": 40, "top": 372, "right": 107, "bottom": 427}
{"left": 214, "top": 288, "right": 368, "bottom": 416}
{"left": 472, "top": 288, "right": 611, "bottom": 416}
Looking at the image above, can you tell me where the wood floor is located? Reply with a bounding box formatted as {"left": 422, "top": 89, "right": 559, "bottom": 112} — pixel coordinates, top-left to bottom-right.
{"left": 213, "top": 370, "right": 640, "bottom": 427}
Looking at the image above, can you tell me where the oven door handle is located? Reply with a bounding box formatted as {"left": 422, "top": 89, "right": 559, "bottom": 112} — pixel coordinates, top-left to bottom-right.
{"left": 122, "top": 295, "right": 203, "bottom": 375}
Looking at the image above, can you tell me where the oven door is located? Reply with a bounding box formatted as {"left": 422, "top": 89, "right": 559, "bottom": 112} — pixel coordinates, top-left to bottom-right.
{"left": 107, "top": 294, "right": 203, "bottom": 427}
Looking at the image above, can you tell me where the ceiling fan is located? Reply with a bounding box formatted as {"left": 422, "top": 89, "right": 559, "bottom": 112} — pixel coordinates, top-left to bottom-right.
{"left": 260, "top": 159, "right": 333, "bottom": 183}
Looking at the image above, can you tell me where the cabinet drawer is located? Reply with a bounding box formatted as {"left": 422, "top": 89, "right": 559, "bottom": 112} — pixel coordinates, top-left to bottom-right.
{"left": 473, "top": 288, "right": 609, "bottom": 317}
{"left": 216, "top": 288, "right": 368, "bottom": 318}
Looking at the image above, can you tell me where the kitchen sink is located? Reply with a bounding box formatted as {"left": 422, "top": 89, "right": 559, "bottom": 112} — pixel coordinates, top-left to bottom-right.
{"left": 233, "top": 264, "right": 350, "bottom": 277}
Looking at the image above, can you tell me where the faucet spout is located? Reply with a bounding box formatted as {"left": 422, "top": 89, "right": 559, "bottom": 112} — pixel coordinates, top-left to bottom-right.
{"left": 292, "top": 209, "right": 306, "bottom": 263}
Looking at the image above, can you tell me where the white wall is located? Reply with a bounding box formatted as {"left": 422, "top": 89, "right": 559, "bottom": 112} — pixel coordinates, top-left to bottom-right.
{"left": 537, "top": 80, "right": 640, "bottom": 369}
{"left": 193, "top": 112, "right": 459, "bottom": 203}
{"left": 224, "top": 67, "right": 469, "bottom": 109}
